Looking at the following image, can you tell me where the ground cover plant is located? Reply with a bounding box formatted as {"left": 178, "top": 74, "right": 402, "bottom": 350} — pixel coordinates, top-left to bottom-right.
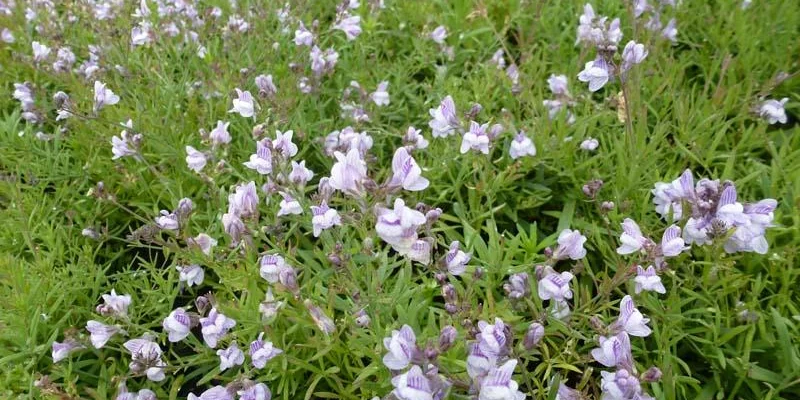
{"left": 1, "top": 0, "right": 799, "bottom": 399}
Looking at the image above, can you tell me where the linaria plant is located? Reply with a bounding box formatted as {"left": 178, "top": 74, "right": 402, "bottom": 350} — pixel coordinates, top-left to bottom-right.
{"left": 0, "top": 1, "right": 798, "bottom": 400}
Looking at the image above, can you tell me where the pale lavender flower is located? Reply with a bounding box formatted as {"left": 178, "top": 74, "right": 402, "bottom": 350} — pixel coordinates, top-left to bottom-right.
{"left": 490, "top": 49, "right": 506, "bottom": 69}
{"left": 617, "top": 218, "right": 651, "bottom": 255}
{"left": 391, "top": 365, "right": 434, "bottom": 400}
{"left": 621, "top": 41, "right": 648, "bottom": 72}
{"left": 86, "top": 321, "right": 124, "bottom": 349}
{"left": 116, "top": 381, "right": 156, "bottom": 400}
{"left": 371, "top": 81, "right": 390, "bottom": 106}
{"left": 478, "top": 359, "right": 526, "bottom": 400}
{"left": 537, "top": 269, "right": 574, "bottom": 301}
{"left": 188, "top": 386, "right": 233, "bottom": 400}
{"left": 185, "top": 146, "right": 207, "bottom": 172}
{"left": 289, "top": 160, "right": 314, "bottom": 185}
{"left": 298, "top": 77, "right": 312, "bottom": 93}
{"left": 93, "top": 81, "right": 120, "bottom": 113}
{"left": 217, "top": 343, "right": 245, "bottom": 371}
{"left": 200, "top": 308, "right": 235, "bottom": 348}
{"left": 651, "top": 170, "right": 690, "bottom": 220}
{"left": 244, "top": 139, "right": 273, "bottom": 175}
{"left": 238, "top": 383, "right": 271, "bottom": 400}
{"left": 503, "top": 273, "right": 530, "bottom": 300}
{"left": 329, "top": 148, "right": 368, "bottom": 196}
{"left": 523, "top": 322, "right": 544, "bottom": 349}
{"left": 309, "top": 46, "right": 339, "bottom": 76}
{"left": 660, "top": 225, "right": 688, "bottom": 257}
{"left": 304, "top": 299, "right": 336, "bottom": 335}
{"left": 311, "top": 201, "right": 342, "bottom": 237}
{"left": 13, "top": 83, "right": 35, "bottom": 110}
{"left": 467, "top": 342, "right": 498, "bottom": 382}
{"left": 552, "top": 229, "right": 587, "bottom": 260}
{"left": 354, "top": 309, "right": 371, "bottom": 327}
{"left": 223, "top": 213, "right": 246, "bottom": 245}
{"left": 430, "top": 26, "right": 447, "bottom": 44}
{"left": 741, "top": 0, "right": 752, "bottom": 9}
{"left": 131, "top": 22, "right": 153, "bottom": 46}
{"left": 176, "top": 264, "right": 204, "bottom": 287}
{"left": 576, "top": 4, "right": 599, "bottom": 45}
{"left": 591, "top": 332, "right": 634, "bottom": 370}
{"left": 428, "top": 96, "right": 460, "bottom": 138}
{"left": 600, "top": 369, "right": 644, "bottom": 400}
{"left": 294, "top": 22, "right": 314, "bottom": 46}
{"left": 190, "top": 233, "right": 217, "bottom": 256}
{"left": 461, "top": 121, "right": 491, "bottom": 154}
{"left": 548, "top": 74, "right": 570, "bottom": 96}
{"left": 444, "top": 241, "right": 470, "bottom": 276}
{"left": 273, "top": 130, "right": 298, "bottom": 158}
{"left": 759, "top": 98, "right": 788, "bottom": 124}
{"left": 229, "top": 88, "right": 256, "bottom": 118}
{"left": 662, "top": 18, "right": 678, "bottom": 42}
{"left": 163, "top": 308, "right": 193, "bottom": 342}
{"left": 408, "top": 239, "right": 432, "bottom": 264}
{"left": 634, "top": 265, "right": 665, "bottom": 294}
{"left": 375, "top": 198, "right": 427, "bottom": 253}
{"left": 32, "top": 41, "right": 51, "bottom": 62}
{"left": 155, "top": 210, "right": 179, "bottom": 231}
{"left": 388, "top": 147, "right": 429, "bottom": 191}
{"left": 255, "top": 74, "right": 277, "bottom": 98}
{"left": 334, "top": 14, "right": 362, "bottom": 40}
{"left": 53, "top": 47, "right": 76, "bottom": 72}
{"left": 577, "top": 60, "right": 609, "bottom": 92}
{"left": 259, "top": 254, "right": 289, "bottom": 284}
{"left": 249, "top": 332, "right": 282, "bottom": 369}
{"left": 477, "top": 318, "right": 509, "bottom": 357}
{"left": 259, "top": 288, "right": 284, "bottom": 320}
{"left": 123, "top": 336, "right": 166, "bottom": 381}
{"left": 1, "top": 28, "right": 13, "bottom": 43}
{"left": 336, "top": 126, "right": 374, "bottom": 155}
{"left": 277, "top": 192, "right": 303, "bottom": 216}
{"left": 509, "top": 131, "right": 536, "bottom": 159}
{"left": 403, "top": 126, "right": 429, "bottom": 149}
{"left": 97, "top": 289, "right": 132, "bottom": 318}
{"left": 612, "top": 295, "right": 651, "bottom": 337}
{"left": 209, "top": 120, "right": 231, "bottom": 145}
{"left": 633, "top": 0, "right": 649, "bottom": 17}
{"left": 383, "top": 324, "right": 418, "bottom": 370}
{"left": 52, "top": 339, "right": 84, "bottom": 363}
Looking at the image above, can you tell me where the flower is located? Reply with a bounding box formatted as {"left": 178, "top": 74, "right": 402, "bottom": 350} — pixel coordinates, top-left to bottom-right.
{"left": 375, "top": 198, "right": 427, "bottom": 253}
{"left": 403, "top": 126, "right": 429, "bottom": 149}
{"left": 188, "top": 386, "right": 233, "bottom": 400}
{"left": 304, "top": 299, "right": 336, "bottom": 335}
{"left": 523, "top": 322, "right": 545, "bottom": 349}
{"left": 548, "top": 74, "right": 570, "bottom": 95}
{"left": 759, "top": 98, "right": 788, "bottom": 124}
{"left": 255, "top": 74, "right": 277, "bottom": 98}
{"left": 52, "top": 339, "right": 84, "bottom": 363}
{"left": 249, "top": 332, "right": 283, "bottom": 368}
{"left": 294, "top": 22, "right": 313, "bottom": 46}
{"left": 477, "top": 318, "right": 509, "bottom": 357}
{"left": 123, "top": 336, "right": 166, "bottom": 381}
{"left": 86, "top": 321, "right": 124, "bottom": 349}
{"left": 537, "top": 269, "right": 574, "bottom": 301}
{"left": 382, "top": 324, "right": 418, "bottom": 370}
{"left": 478, "top": 359, "right": 526, "bottom": 400}
{"left": 660, "top": 224, "right": 688, "bottom": 257}
{"left": 93, "top": 81, "right": 120, "bottom": 113}
{"left": 590, "top": 332, "right": 634, "bottom": 370}
{"left": 190, "top": 233, "right": 217, "bottom": 255}
{"left": 228, "top": 181, "right": 259, "bottom": 218}
{"left": 391, "top": 365, "right": 434, "bottom": 400}
{"left": 155, "top": 210, "right": 179, "bottom": 231}
{"left": 509, "top": 131, "right": 536, "bottom": 159}
{"left": 634, "top": 265, "right": 665, "bottom": 294}
{"left": 467, "top": 342, "right": 497, "bottom": 382}
{"left": 289, "top": 160, "right": 314, "bottom": 185}
{"left": 580, "top": 138, "right": 599, "bottom": 151}
{"left": 111, "top": 124, "right": 141, "bottom": 160}
{"left": 259, "top": 254, "right": 289, "bottom": 284}
{"left": 408, "top": 239, "right": 432, "bottom": 264}
{"left": 430, "top": 26, "right": 448, "bottom": 44}
{"left": 371, "top": 81, "right": 390, "bottom": 106}
{"left": 217, "top": 344, "right": 245, "bottom": 371}
{"left": 200, "top": 308, "right": 236, "bottom": 348}
{"left": 617, "top": 218, "right": 651, "bottom": 254}
{"left": 209, "top": 120, "right": 231, "bottom": 145}
{"left": 552, "top": 229, "right": 587, "bottom": 260}
{"left": 277, "top": 192, "right": 303, "bottom": 216}
{"left": 662, "top": 18, "right": 678, "bottom": 42}
{"left": 244, "top": 139, "right": 273, "bottom": 175}
{"left": 229, "top": 88, "right": 256, "bottom": 118}
{"left": 503, "top": 273, "right": 530, "bottom": 300}
{"left": 612, "top": 295, "right": 651, "bottom": 337}
{"left": 223, "top": 213, "right": 246, "bottom": 244}
{"left": 311, "top": 201, "right": 342, "bottom": 237}
{"left": 1, "top": 28, "right": 14, "bottom": 43}
{"left": 329, "top": 148, "right": 368, "bottom": 196}
{"left": 177, "top": 264, "right": 204, "bottom": 287}
{"left": 260, "top": 288, "right": 285, "bottom": 320}
{"left": 32, "top": 41, "right": 51, "bottom": 62}
{"left": 97, "top": 289, "right": 132, "bottom": 318}
{"left": 461, "top": 121, "right": 491, "bottom": 154}
{"left": 273, "top": 130, "right": 298, "bottom": 158}
{"left": 388, "top": 147, "right": 429, "bottom": 191}
{"left": 621, "top": 41, "right": 648, "bottom": 72}
{"left": 163, "top": 308, "right": 193, "bottom": 342}
{"left": 333, "top": 14, "right": 362, "bottom": 40}
{"left": 444, "top": 241, "right": 470, "bottom": 275}
{"left": 185, "top": 146, "right": 207, "bottom": 173}
{"left": 238, "top": 383, "right": 271, "bottom": 400}
{"left": 428, "top": 96, "right": 460, "bottom": 138}
{"left": 577, "top": 60, "right": 609, "bottom": 92}
{"left": 600, "top": 369, "right": 645, "bottom": 400}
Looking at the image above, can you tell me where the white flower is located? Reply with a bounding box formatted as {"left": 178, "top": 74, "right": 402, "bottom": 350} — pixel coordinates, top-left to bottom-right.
{"left": 382, "top": 324, "right": 418, "bottom": 370}
{"left": 176, "top": 265, "right": 204, "bottom": 287}
{"left": 273, "top": 130, "right": 298, "bottom": 157}
{"left": 614, "top": 295, "right": 651, "bottom": 337}
{"left": 278, "top": 193, "right": 303, "bottom": 216}
{"left": 209, "top": 120, "right": 231, "bottom": 145}
{"left": 93, "top": 81, "right": 120, "bottom": 112}
{"left": 430, "top": 26, "right": 447, "bottom": 44}
{"left": 216, "top": 344, "right": 244, "bottom": 372}
{"left": 461, "top": 121, "right": 490, "bottom": 154}
{"left": 580, "top": 138, "right": 599, "bottom": 151}
{"left": 509, "top": 131, "right": 536, "bottom": 159}
{"left": 32, "top": 41, "right": 51, "bottom": 62}
{"left": 634, "top": 265, "right": 665, "bottom": 294}
{"left": 229, "top": 88, "right": 256, "bottom": 118}
{"left": 759, "top": 98, "right": 788, "bottom": 124}
{"left": 388, "top": 147, "right": 429, "bottom": 191}
{"left": 428, "top": 96, "right": 459, "bottom": 138}
{"left": 185, "top": 146, "right": 207, "bottom": 173}
{"left": 577, "top": 61, "right": 609, "bottom": 92}
{"left": 311, "top": 201, "right": 342, "bottom": 237}
{"left": 163, "top": 308, "right": 193, "bottom": 342}
{"left": 86, "top": 321, "right": 124, "bottom": 349}
{"left": 371, "top": 81, "right": 390, "bottom": 106}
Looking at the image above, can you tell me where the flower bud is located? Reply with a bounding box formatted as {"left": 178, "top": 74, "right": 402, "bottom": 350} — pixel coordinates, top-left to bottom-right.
{"left": 252, "top": 123, "right": 266, "bottom": 139}
{"left": 589, "top": 315, "right": 606, "bottom": 332}
{"left": 600, "top": 201, "right": 615, "bottom": 212}
{"left": 278, "top": 268, "right": 300, "bottom": 294}
{"left": 424, "top": 344, "right": 439, "bottom": 361}
{"left": 354, "top": 309, "right": 370, "bottom": 327}
{"left": 472, "top": 267, "right": 484, "bottom": 280}
{"left": 442, "top": 284, "right": 457, "bottom": 303}
{"left": 434, "top": 272, "right": 447, "bottom": 284}
{"left": 425, "top": 208, "right": 442, "bottom": 224}
{"left": 582, "top": 179, "right": 604, "bottom": 199}
{"left": 438, "top": 325, "right": 457, "bottom": 351}
{"left": 195, "top": 295, "right": 211, "bottom": 315}
{"left": 523, "top": 322, "right": 545, "bottom": 349}
{"left": 465, "top": 103, "right": 483, "bottom": 120}
{"left": 317, "top": 177, "right": 334, "bottom": 200}
{"left": 641, "top": 367, "right": 662, "bottom": 382}
{"left": 445, "top": 303, "right": 458, "bottom": 315}
{"left": 53, "top": 91, "right": 69, "bottom": 109}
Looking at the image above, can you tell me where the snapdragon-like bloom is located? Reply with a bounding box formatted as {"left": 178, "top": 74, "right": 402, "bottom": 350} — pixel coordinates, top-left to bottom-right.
{"left": 552, "top": 229, "right": 587, "bottom": 260}
{"left": 86, "top": 321, "right": 124, "bottom": 349}
{"left": 238, "top": 383, "right": 271, "bottom": 400}
{"left": 294, "top": 22, "right": 313, "bottom": 46}
{"left": 52, "top": 339, "right": 84, "bottom": 363}
{"left": 311, "top": 201, "right": 342, "bottom": 237}
{"left": 478, "top": 359, "right": 526, "bottom": 400}
{"left": 580, "top": 137, "right": 599, "bottom": 151}
{"left": 304, "top": 299, "right": 336, "bottom": 335}
{"left": 660, "top": 225, "right": 688, "bottom": 257}
{"left": 200, "top": 308, "right": 236, "bottom": 348}
{"left": 217, "top": 343, "right": 245, "bottom": 371}
{"left": 97, "top": 289, "right": 132, "bottom": 318}
{"left": 176, "top": 264, "right": 204, "bottom": 287}
{"left": 188, "top": 386, "right": 233, "bottom": 400}
{"left": 408, "top": 239, "right": 433, "bottom": 264}
{"left": 190, "top": 233, "right": 217, "bottom": 255}
{"left": 444, "top": 241, "right": 470, "bottom": 275}
{"left": 621, "top": 41, "right": 648, "bottom": 73}
{"left": 275, "top": 192, "right": 302, "bottom": 217}
{"left": 634, "top": 265, "right": 665, "bottom": 294}
{"left": 32, "top": 41, "right": 51, "bottom": 62}
{"left": 430, "top": 26, "right": 447, "bottom": 44}
{"left": 388, "top": 147, "right": 429, "bottom": 191}
{"left": 428, "top": 95, "right": 460, "bottom": 138}
{"left": 651, "top": 170, "right": 689, "bottom": 220}
{"left": 244, "top": 139, "right": 273, "bottom": 175}
{"left": 662, "top": 18, "right": 678, "bottom": 42}
{"left": 548, "top": 74, "right": 570, "bottom": 96}
{"left": 228, "top": 181, "right": 259, "bottom": 218}
{"left": 382, "top": 324, "right": 418, "bottom": 370}
{"left": 163, "top": 308, "right": 193, "bottom": 342}
{"left": 504, "top": 273, "right": 530, "bottom": 300}
{"left": 255, "top": 74, "right": 277, "bottom": 98}
{"left": 467, "top": 343, "right": 497, "bottom": 383}
{"left": 116, "top": 381, "right": 156, "bottom": 400}
{"left": 403, "top": 126, "right": 429, "bottom": 149}
{"left": 333, "top": 14, "right": 362, "bottom": 40}
{"left": 524, "top": 322, "right": 545, "bottom": 349}
{"left": 509, "top": 131, "right": 536, "bottom": 159}
{"left": 185, "top": 146, "right": 207, "bottom": 172}
{"left": 612, "top": 295, "right": 651, "bottom": 337}
{"left": 759, "top": 98, "right": 789, "bottom": 124}
{"left": 375, "top": 198, "right": 427, "bottom": 253}
{"left": 461, "top": 121, "right": 491, "bottom": 154}
{"left": 391, "top": 365, "right": 435, "bottom": 400}
{"left": 591, "top": 332, "right": 634, "bottom": 370}
{"left": 477, "top": 318, "right": 509, "bottom": 358}
{"left": 537, "top": 269, "right": 574, "bottom": 301}
{"left": 209, "top": 120, "right": 231, "bottom": 145}
{"left": 123, "top": 336, "right": 166, "bottom": 381}
{"left": 273, "top": 130, "right": 298, "bottom": 158}
{"left": 371, "top": 81, "right": 390, "bottom": 106}
{"left": 249, "top": 332, "right": 283, "bottom": 369}
{"left": 310, "top": 46, "right": 339, "bottom": 76}
{"left": 617, "top": 218, "right": 653, "bottom": 254}
{"left": 259, "top": 254, "right": 289, "bottom": 284}
{"left": 93, "top": 81, "right": 120, "bottom": 113}
{"left": 229, "top": 88, "right": 256, "bottom": 118}
{"left": 330, "top": 148, "right": 368, "bottom": 196}
{"left": 600, "top": 369, "right": 646, "bottom": 400}
{"left": 577, "top": 60, "right": 609, "bottom": 92}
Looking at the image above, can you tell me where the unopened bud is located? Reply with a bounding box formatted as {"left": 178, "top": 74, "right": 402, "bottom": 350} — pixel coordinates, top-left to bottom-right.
{"left": 523, "top": 322, "right": 545, "bottom": 349}
{"left": 438, "top": 325, "right": 457, "bottom": 351}
{"left": 442, "top": 284, "right": 457, "bottom": 303}
{"left": 354, "top": 309, "right": 370, "bottom": 327}
{"left": 424, "top": 344, "right": 439, "bottom": 361}
{"left": 472, "top": 267, "right": 484, "bottom": 280}
{"left": 425, "top": 208, "right": 442, "bottom": 224}
{"left": 195, "top": 295, "right": 211, "bottom": 315}
{"left": 445, "top": 303, "right": 458, "bottom": 315}
{"left": 278, "top": 268, "right": 300, "bottom": 294}
{"left": 600, "top": 201, "right": 615, "bottom": 212}
{"left": 641, "top": 367, "right": 662, "bottom": 382}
